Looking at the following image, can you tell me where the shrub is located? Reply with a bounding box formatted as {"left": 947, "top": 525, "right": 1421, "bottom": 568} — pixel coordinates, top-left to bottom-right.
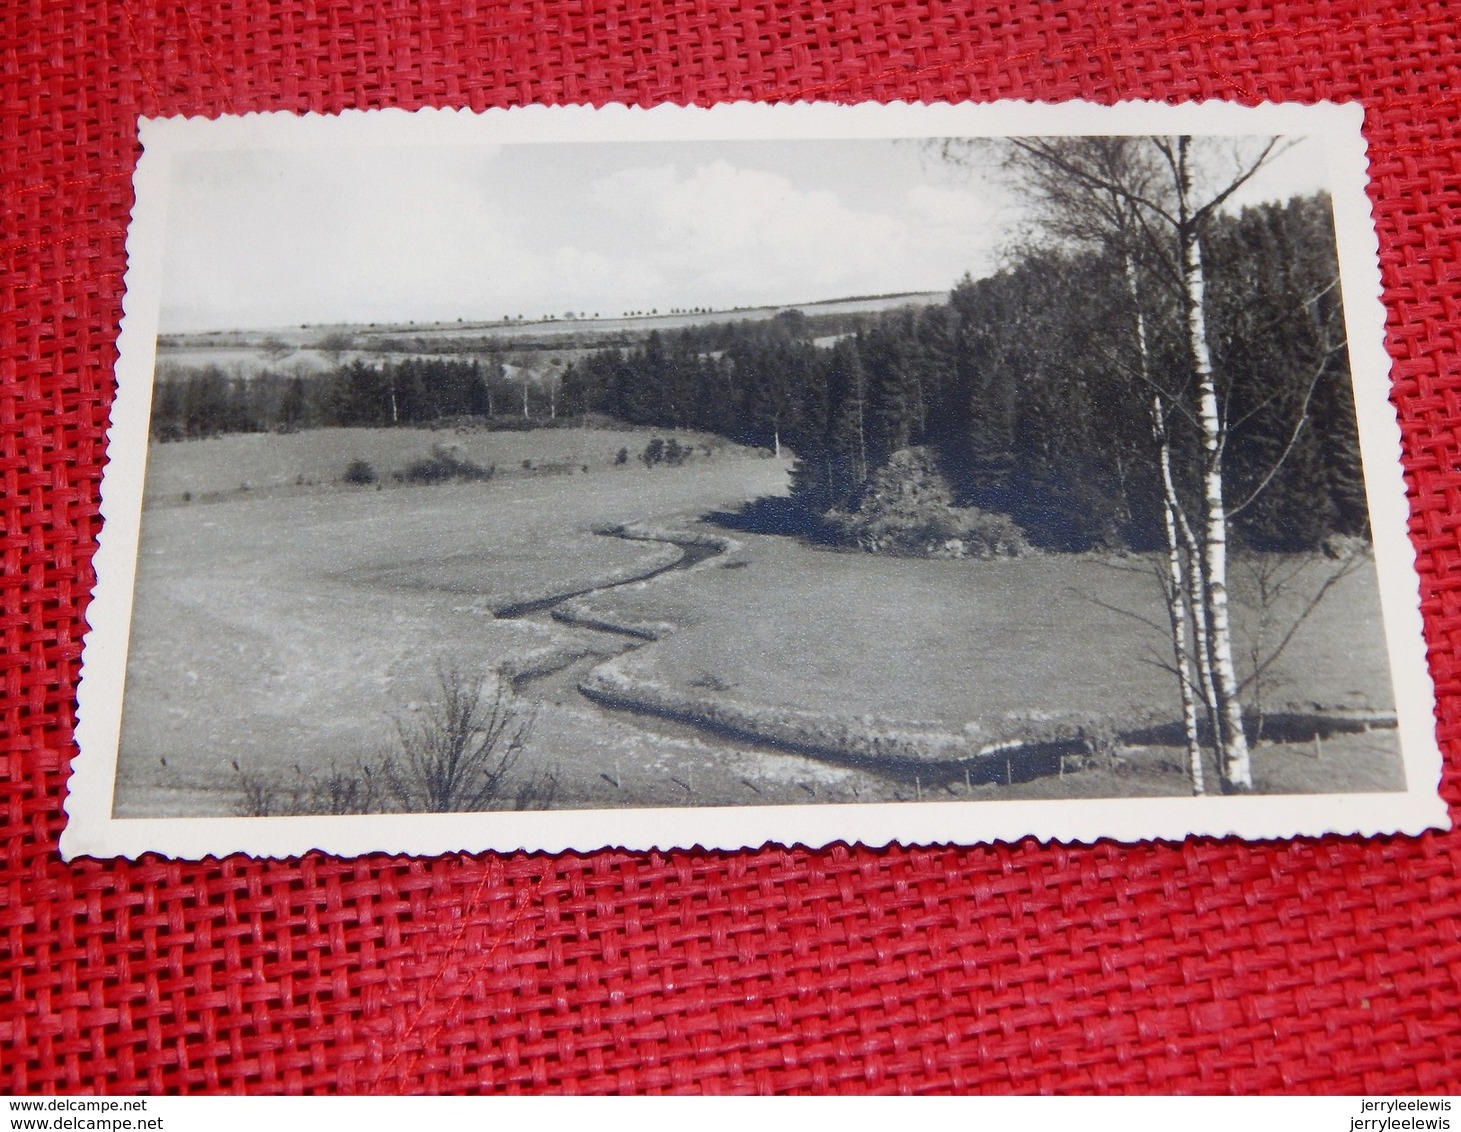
{"left": 233, "top": 667, "right": 558, "bottom": 816}
{"left": 482, "top": 415, "right": 573, "bottom": 432}
{"left": 231, "top": 759, "right": 276, "bottom": 816}
{"left": 344, "top": 458, "right": 378, "bottom": 485}
{"left": 382, "top": 666, "right": 555, "bottom": 812}
{"left": 638, "top": 437, "right": 689, "bottom": 467}
{"left": 615, "top": 447, "right": 629, "bottom": 466}
{"left": 232, "top": 757, "right": 379, "bottom": 816}
{"left": 395, "top": 443, "right": 495, "bottom": 485}
{"left": 824, "top": 447, "right": 1033, "bottom": 559}
{"left": 317, "top": 329, "right": 357, "bottom": 359}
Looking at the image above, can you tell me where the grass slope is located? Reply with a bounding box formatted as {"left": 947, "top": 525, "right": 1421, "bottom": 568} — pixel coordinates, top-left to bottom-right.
{"left": 114, "top": 426, "right": 1405, "bottom": 816}
{"left": 113, "top": 434, "right": 790, "bottom": 816}
{"left": 568, "top": 533, "right": 1403, "bottom": 793}
{"left": 141, "top": 425, "right": 741, "bottom": 504}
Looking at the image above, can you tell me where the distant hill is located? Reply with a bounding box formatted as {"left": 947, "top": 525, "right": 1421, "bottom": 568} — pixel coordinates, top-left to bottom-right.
{"left": 153, "top": 291, "right": 953, "bottom": 382}
{"left": 159, "top": 291, "right": 949, "bottom": 354}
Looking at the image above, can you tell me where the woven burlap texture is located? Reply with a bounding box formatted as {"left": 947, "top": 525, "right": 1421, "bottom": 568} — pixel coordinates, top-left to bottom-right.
{"left": 2, "top": 0, "right": 1458, "bottom": 1094}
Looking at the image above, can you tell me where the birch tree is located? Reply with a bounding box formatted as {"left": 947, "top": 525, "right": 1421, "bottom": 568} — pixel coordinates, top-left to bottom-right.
{"left": 985, "top": 133, "right": 1296, "bottom": 793}
{"left": 991, "top": 137, "right": 1211, "bottom": 791}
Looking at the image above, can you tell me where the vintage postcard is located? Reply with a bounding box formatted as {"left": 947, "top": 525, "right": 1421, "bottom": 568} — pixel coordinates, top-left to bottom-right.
{"left": 66, "top": 101, "right": 1449, "bottom": 860}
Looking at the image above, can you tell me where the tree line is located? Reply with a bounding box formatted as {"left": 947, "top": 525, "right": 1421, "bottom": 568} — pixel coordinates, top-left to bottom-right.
{"left": 563, "top": 190, "right": 1361, "bottom": 555}
{"left": 150, "top": 355, "right": 569, "bottom": 440}
{"left": 153, "top": 189, "right": 1361, "bottom": 564}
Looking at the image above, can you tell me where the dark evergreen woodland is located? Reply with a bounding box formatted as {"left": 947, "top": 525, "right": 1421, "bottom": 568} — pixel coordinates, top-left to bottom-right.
{"left": 571, "top": 192, "right": 1362, "bottom": 552}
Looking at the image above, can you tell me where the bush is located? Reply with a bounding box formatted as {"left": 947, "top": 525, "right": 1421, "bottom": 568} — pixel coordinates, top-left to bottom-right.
{"left": 232, "top": 756, "right": 379, "bottom": 817}
{"left": 824, "top": 447, "right": 1032, "bottom": 559}
{"left": 231, "top": 666, "right": 556, "bottom": 816}
{"left": 382, "top": 666, "right": 555, "bottom": 812}
{"left": 480, "top": 415, "right": 574, "bottom": 432}
{"left": 640, "top": 437, "right": 688, "bottom": 467}
{"left": 231, "top": 759, "right": 276, "bottom": 816}
{"left": 395, "top": 443, "right": 495, "bottom": 485}
{"left": 344, "top": 458, "right": 378, "bottom": 485}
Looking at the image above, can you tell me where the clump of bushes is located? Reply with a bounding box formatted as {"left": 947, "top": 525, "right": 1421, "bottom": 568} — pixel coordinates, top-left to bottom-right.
{"left": 824, "top": 447, "right": 1032, "bottom": 560}
{"left": 640, "top": 437, "right": 689, "bottom": 467}
{"left": 233, "top": 759, "right": 378, "bottom": 817}
{"left": 480, "top": 416, "right": 575, "bottom": 432}
{"left": 383, "top": 666, "right": 554, "bottom": 813}
{"left": 395, "top": 443, "right": 495, "bottom": 485}
{"left": 344, "top": 458, "right": 378, "bottom": 485}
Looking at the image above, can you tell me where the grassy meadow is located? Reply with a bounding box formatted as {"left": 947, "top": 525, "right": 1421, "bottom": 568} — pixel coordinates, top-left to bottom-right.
{"left": 113, "top": 423, "right": 1405, "bottom": 817}
{"left": 114, "top": 426, "right": 789, "bottom": 815}
{"left": 571, "top": 534, "right": 1401, "bottom": 794}
{"left": 140, "top": 424, "right": 747, "bottom": 504}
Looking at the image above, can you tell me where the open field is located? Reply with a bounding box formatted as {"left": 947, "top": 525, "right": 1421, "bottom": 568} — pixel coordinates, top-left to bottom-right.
{"left": 154, "top": 292, "right": 948, "bottom": 377}
{"left": 113, "top": 427, "right": 1405, "bottom": 817}
{"left": 113, "top": 431, "right": 792, "bottom": 816}
{"left": 141, "top": 425, "right": 746, "bottom": 505}
{"left": 569, "top": 532, "right": 1400, "bottom": 792}
{"left": 576, "top": 540, "right": 1395, "bottom": 726}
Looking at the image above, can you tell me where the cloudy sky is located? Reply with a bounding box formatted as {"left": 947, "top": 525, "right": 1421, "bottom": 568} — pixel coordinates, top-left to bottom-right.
{"left": 157, "top": 135, "right": 1332, "bottom": 332}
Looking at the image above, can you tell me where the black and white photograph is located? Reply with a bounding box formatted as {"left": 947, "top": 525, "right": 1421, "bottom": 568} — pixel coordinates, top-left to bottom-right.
{"left": 66, "top": 102, "right": 1447, "bottom": 859}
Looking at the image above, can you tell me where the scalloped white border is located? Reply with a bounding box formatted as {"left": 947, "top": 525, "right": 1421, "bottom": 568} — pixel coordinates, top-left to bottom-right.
{"left": 64, "top": 100, "right": 1450, "bottom": 861}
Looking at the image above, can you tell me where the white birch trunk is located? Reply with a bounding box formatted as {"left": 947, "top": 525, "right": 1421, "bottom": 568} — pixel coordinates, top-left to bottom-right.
{"left": 1125, "top": 247, "right": 1206, "bottom": 794}
{"left": 1152, "top": 394, "right": 1207, "bottom": 796}
{"left": 1185, "top": 548, "right": 1220, "bottom": 742}
{"left": 1161, "top": 456, "right": 1221, "bottom": 733}
{"left": 1177, "top": 137, "right": 1253, "bottom": 792}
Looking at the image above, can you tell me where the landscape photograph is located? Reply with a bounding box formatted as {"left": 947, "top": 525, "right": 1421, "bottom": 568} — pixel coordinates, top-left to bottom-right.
{"left": 104, "top": 121, "right": 1408, "bottom": 823}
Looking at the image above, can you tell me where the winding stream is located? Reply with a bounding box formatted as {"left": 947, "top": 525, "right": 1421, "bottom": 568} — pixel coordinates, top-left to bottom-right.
{"left": 493, "top": 526, "right": 912, "bottom": 783}
{"left": 495, "top": 526, "right": 1066, "bottom": 789}
{"left": 498, "top": 525, "right": 1401, "bottom": 795}
{"left": 499, "top": 526, "right": 714, "bottom": 698}
{"left": 494, "top": 535, "right": 721, "bottom": 619}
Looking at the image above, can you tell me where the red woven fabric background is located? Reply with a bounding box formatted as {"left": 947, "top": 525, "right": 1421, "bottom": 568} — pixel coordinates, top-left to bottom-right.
{"left": 4, "top": 0, "right": 1460, "bottom": 1095}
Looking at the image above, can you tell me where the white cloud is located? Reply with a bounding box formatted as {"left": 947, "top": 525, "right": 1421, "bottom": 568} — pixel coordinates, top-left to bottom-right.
{"left": 162, "top": 148, "right": 523, "bottom": 328}
{"left": 158, "top": 141, "right": 1007, "bottom": 330}
{"left": 906, "top": 183, "right": 993, "bottom": 230}
{"left": 587, "top": 159, "right": 925, "bottom": 308}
